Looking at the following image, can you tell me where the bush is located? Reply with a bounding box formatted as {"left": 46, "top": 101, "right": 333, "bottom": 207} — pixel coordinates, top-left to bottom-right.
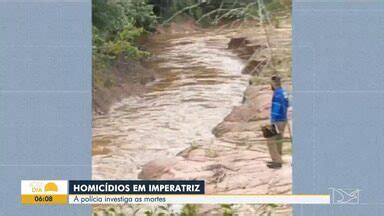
{"left": 93, "top": 0, "right": 156, "bottom": 66}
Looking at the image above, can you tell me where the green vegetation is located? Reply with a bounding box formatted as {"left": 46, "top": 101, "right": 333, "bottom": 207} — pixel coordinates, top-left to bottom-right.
{"left": 92, "top": 0, "right": 157, "bottom": 67}
{"left": 93, "top": 205, "right": 200, "bottom": 216}
{"left": 93, "top": 203, "right": 284, "bottom": 215}
{"left": 180, "top": 204, "right": 199, "bottom": 216}
{"left": 92, "top": 0, "right": 158, "bottom": 88}
{"left": 151, "top": 0, "right": 290, "bottom": 25}
{"left": 92, "top": 0, "right": 291, "bottom": 88}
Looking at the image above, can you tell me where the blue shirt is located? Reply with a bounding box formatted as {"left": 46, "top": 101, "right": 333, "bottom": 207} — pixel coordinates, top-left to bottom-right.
{"left": 271, "top": 87, "right": 289, "bottom": 123}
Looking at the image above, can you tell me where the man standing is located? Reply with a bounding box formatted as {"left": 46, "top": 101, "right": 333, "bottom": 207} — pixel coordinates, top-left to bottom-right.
{"left": 266, "top": 75, "right": 289, "bottom": 169}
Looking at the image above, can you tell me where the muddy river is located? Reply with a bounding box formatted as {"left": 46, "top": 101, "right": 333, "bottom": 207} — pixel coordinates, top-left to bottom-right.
{"left": 92, "top": 32, "right": 249, "bottom": 179}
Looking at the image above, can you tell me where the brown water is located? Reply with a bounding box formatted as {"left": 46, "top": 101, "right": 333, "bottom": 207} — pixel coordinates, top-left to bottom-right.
{"left": 92, "top": 32, "right": 249, "bottom": 180}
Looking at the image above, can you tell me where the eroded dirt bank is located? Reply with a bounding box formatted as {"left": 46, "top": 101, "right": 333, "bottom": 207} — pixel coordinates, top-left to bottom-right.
{"left": 93, "top": 20, "right": 202, "bottom": 115}
{"left": 138, "top": 20, "right": 292, "bottom": 215}
{"left": 93, "top": 60, "right": 156, "bottom": 115}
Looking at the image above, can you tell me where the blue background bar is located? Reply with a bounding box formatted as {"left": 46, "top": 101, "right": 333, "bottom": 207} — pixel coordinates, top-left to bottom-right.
{"left": 293, "top": 1, "right": 384, "bottom": 215}
{"left": 0, "top": 1, "right": 91, "bottom": 215}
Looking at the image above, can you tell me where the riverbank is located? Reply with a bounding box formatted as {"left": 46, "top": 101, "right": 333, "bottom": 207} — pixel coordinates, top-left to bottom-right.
{"left": 93, "top": 60, "right": 156, "bottom": 115}
{"left": 138, "top": 19, "right": 292, "bottom": 215}
{"left": 93, "top": 19, "right": 202, "bottom": 115}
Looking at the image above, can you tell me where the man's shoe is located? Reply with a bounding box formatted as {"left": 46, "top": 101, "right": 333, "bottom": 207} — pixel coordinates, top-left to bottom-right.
{"left": 266, "top": 161, "right": 280, "bottom": 165}
{"left": 266, "top": 162, "right": 282, "bottom": 169}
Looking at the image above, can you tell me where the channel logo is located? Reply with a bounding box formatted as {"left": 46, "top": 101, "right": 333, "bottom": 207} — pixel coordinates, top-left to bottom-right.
{"left": 21, "top": 180, "right": 68, "bottom": 205}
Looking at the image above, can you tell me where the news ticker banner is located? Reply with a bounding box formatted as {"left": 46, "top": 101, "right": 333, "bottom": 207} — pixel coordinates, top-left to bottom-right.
{"left": 21, "top": 180, "right": 330, "bottom": 205}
